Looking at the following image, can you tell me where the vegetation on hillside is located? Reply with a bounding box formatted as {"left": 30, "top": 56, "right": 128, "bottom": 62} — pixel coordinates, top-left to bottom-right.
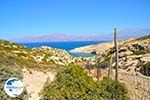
{"left": 0, "top": 40, "right": 83, "bottom": 70}
{"left": 3, "top": 36, "right": 150, "bottom": 100}
{"left": 0, "top": 52, "right": 28, "bottom": 100}
{"left": 40, "top": 64, "right": 129, "bottom": 100}
{"left": 139, "top": 61, "right": 150, "bottom": 76}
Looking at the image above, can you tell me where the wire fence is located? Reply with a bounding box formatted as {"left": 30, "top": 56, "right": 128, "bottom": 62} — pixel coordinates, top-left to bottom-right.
{"left": 103, "top": 69, "right": 150, "bottom": 100}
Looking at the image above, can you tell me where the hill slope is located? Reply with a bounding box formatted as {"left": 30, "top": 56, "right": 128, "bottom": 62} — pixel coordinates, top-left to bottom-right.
{"left": 0, "top": 40, "right": 82, "bottom": 100}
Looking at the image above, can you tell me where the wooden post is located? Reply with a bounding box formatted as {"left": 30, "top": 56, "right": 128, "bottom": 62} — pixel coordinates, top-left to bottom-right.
{"left": 108, "top": 55, "right": 113, "bottom": 78}
{"left": 114, "top": 28, "right": 119, "bottom": 81}
{"left": 86, "top": 61, "right": 91, "bottom": 76}
{"left": 97, "top": 66, "right": 100, "bottom": 80}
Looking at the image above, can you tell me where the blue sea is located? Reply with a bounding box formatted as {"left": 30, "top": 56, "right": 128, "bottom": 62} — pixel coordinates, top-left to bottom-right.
{"left": 19, "top": 41, "right": 105, "bottom": 57}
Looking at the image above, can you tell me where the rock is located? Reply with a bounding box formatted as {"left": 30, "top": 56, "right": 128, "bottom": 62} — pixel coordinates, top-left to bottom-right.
{"left": 119, "top": 50, "right": 133, "bottom": 58}
{"left": 140, "top": 54, "right": 150, "bottom": 62}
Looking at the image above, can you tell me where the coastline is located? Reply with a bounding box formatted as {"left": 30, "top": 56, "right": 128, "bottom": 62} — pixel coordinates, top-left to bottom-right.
{"left": 70, "top": 38, "right": 136, "bottom": 54}
{"left": 18, "top": 41, "right": 103, "bottom": 50}
{"left": 70, "top": 41, "right": 114, "bottom": 54}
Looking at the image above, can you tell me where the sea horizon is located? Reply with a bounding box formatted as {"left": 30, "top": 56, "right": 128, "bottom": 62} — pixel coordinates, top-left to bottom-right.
{"left": 18, "top": 41, "right": 108, "bottom": 51}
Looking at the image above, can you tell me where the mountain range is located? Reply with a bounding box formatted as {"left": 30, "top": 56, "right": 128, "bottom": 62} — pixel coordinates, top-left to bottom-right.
{"left": 11, "top": 28, "right": 150, "bottom": 42}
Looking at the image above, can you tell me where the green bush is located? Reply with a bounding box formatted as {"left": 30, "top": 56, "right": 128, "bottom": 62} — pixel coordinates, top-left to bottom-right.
{"left": 0, "top": 65, "right": 27, "bottom": 100}
{"left": 99, "top": 77, "right": 129, "bottom": 100}
{"left": 132, "top": 50, "right": 146, "bottom": 55}
{"left": 40, "top": 64, "right": 129, "bottom": 100}
{"left": 140, "top": 62, "right": 150, "bottom": 76}
{"left": 97, "top": 61, "right": 110, "bottom": 69}
{"left": 0, "top": 52, "right": 28, "bottom": 100}
{"left": 40, "top": 64, "right": 103, "bottom": 100}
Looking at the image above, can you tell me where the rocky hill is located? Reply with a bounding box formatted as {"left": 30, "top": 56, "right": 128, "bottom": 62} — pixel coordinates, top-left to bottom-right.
{"left": 0, "top": 40, "right": 84, "bottom": 100}
{"left": 1, "top": 35, "right": 150, "bottom": 100}
{"left": 1, "top": 35, "right": 150, "bottom": 73}
{"left": 71, "top": 35, "right": 150, "bottom": 76}
{"left": 70, "top": 35, "right": 150, "bottom": 99}
{"left": 0, "top": 40, "right": 84, "bottom": 70}
{"left": 116, "top": 35, "right": 150, "bottom": 75}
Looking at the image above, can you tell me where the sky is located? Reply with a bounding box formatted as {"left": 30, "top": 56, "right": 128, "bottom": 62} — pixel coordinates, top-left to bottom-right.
{"left": 0, "top": 0, "right": 150, "bottom": 40}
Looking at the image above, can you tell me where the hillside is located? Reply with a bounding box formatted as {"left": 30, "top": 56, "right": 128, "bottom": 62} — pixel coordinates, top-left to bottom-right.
{"left": 0, "top": 40, "right": 84, "bottom": 70}
{"left": 71, "top": 35, "right": 150, "bottom": 76}
{"left": 1, "top": 36, "right": 150, "bottom": 100}
{"left": 71, "top": 35, "right": 150, "bottom": 99}
{"left": 0, "top": 40, "right": 83, "bottom": 100}
{"left": 116, "top": 35, "right": 150, "bottom": 74}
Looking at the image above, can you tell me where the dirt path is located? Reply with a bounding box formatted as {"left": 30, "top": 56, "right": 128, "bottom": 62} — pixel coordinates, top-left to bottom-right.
{"left": 22, "top": 69, "right": 55, "bottom": 100}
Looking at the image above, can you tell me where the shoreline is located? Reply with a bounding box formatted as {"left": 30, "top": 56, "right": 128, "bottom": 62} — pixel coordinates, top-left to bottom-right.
{"left": 70, "top": 41, "right": 114, "bottom": 54}
{"left": 18, "top": 41, "right": 106, "bottom": 51}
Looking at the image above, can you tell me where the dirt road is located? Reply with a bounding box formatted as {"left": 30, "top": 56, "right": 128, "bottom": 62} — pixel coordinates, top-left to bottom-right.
{"left": 22, "top": 69, "right": 55, "bottom": 100}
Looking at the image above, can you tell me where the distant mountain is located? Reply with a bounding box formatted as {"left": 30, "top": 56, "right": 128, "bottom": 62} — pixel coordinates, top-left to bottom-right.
{"left": 12, "top": 33, "right": 84, "bottom": 42}
{"left": 11, "top": 28, "right": 150, "bottom": 42}
{"left": 118, "top": 28, "right": 150, "bottom": 40}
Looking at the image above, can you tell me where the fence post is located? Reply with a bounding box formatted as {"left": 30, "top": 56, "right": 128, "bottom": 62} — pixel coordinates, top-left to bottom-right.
{"left": 114, "top": 28, "right": 119, "bottom": 81}
{"left": 108, "top": 55, "right": 113, "bottom": 78}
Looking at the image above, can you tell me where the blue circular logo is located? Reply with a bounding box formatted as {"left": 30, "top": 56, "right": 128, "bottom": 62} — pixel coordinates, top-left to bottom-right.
{"left": 4, "top": 78, "right": 24, "bottom": 97}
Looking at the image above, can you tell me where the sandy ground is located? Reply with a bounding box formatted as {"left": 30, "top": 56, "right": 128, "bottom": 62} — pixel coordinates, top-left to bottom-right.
{"left": 22, "top": 69, "right": 55, "bottom": 100}
{"left": 70, "top": 42, "right": 114, "bottom": 54}
{"left": 70, "top": 38, "right": 135, "bottom": 54}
